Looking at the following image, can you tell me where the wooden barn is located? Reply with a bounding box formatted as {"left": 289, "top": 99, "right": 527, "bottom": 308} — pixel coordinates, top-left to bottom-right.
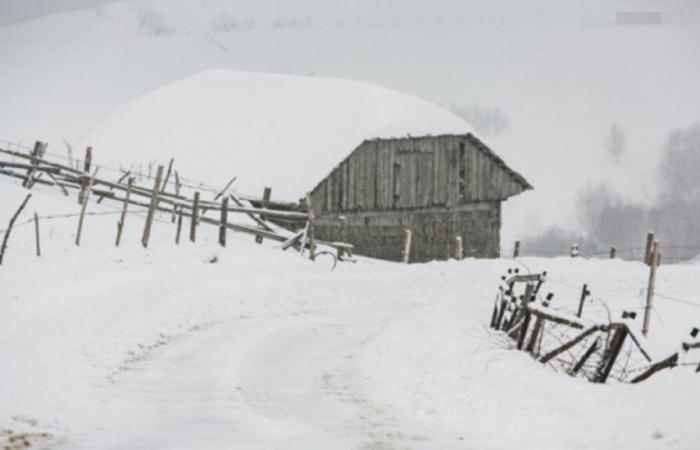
{"left": 306, "top": 133, "right": 532, "bottom": 262}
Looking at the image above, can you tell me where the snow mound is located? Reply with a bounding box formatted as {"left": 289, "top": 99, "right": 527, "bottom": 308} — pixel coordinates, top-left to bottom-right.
{"left": 83, "top": 69, "right": 472, "bottom": 200}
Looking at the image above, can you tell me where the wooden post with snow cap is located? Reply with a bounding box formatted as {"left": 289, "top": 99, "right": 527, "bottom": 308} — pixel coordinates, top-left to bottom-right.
{"left": 219, "top": 197, "right": 228, "bottom": 247}
{"left": 402, "top": 229, "right": 412, "bottom": 264}
{"left": 34, "top": 212, "right": 41, "bottom": 257}
{"left": 255, "top": 187, "right": 272, "bottom": 244}
{"left": 190, "top": 191, "right": 200, "bottom": 243}
{"left": 0, "top": 194, "right": 31, "bottom": 265}
{"left": 115, "top": 177, "right": 133, "bottom": 247}
{"left": 513, "top": 240, "right": 520, "bottom": 258}
{"left": 455, "top": 236, "right": 463, "bottom": 260}
{"left": 141, "top": 165, "right": 163, "bottom": 248}
{"left": 643, "top": 240, "right": 660, "bottom": 337}
{"left": 76, "top": 167, "right": 99, "bottom": 246}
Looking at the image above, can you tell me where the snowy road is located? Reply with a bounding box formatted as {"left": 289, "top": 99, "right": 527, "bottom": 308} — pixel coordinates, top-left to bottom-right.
{"left": 59, "top": 310, "right": 464, "bottom": 450}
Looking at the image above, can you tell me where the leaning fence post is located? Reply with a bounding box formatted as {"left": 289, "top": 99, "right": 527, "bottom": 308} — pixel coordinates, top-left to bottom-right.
{"left": 513, "top": 240, "right": 520, "bottom": 258}
{"left": 76, "top": 168, "right": 98, "bottom": 247}
{"left": 33, "top": 212, "right": 41, "bottom": 257}
{"left": 516, "top": 283, "right": 535, "bottom": 350}
{"left": 402, "top": 229, "right": 412, "bottom": 264}
{"left": 0, "top": 193, "right": 31, "bottom": 265}
{"left": 190, "top": 191, "right": 200, "bottom": 243}
{"left": 596, "top": 326, "right": 628, "bottom": 383}
{"left": 78, "top": 146, "right": 93, "bottom": 204}
{"left": 175, "top": 207, "right": 183, "bottom": 245}
{"left": 219, "top": 197, "right": 228, "bottom": 247}
{"left": 455, "top": 236, "right": 463, "bottom": 260}
{"left": 141, "top": 165, "right": 163, "bottom": 248}
{"left": 577, "top": 284, "right": 590, "bottom": 318}
{"left": 643, "top": 240, "right": 660, "bottom": 336}
{"left": 255, "top": 187, "right": 272, "bottom": 244}
{"left": 115, "top": 177, "right": 133, "bottom": 247}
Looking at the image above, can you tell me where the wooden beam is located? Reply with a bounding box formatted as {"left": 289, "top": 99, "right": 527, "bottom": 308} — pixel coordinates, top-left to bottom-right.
{"left": 0, "top": 194, "right": 31, "bottom": 265}
{"left": 75, "top": 168, "right": 99, "bottom": 246}
{"left": 115, "top": 178, "right": 133, "bottom": 247}
{"left": 190, "top": 191, "right": 200, "bottom": 243}
{"left": 141, "top": 165, "right": 163, "bottom": 248}
{"left": 219, "top": 197, "right": 228, "bottom": 247}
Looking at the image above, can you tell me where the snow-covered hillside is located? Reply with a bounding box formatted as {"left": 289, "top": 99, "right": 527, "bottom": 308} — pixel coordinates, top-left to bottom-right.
{"left": 1, "top": 0, "right": 698, "bottom": 240}
{"left": 84, "top": 69, "right": 472, "bottom": 200}
{"left": 0, "top": 175, "right": 698, "bottom": 449}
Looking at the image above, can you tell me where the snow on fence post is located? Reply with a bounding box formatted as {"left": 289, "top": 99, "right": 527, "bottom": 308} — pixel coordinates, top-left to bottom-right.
{"left": 175, "top": 207, "right": 183, "bottom": 245}
{"left": 576, "top": 284, "right": 590, "bottom": 318}
{"left": 141, "top": 165, "right": 163, "bottom": 249}
{"left": 219, "top": 197, "right": 228, "bottom": 247}
{"left": 255, "top": 187, "right": 271, "bottom": 244}
{"left": 455, "top": 236, "right": 463, "bottom": 260}
{"left": 402, "top": 229, "right": 412, "bottom": 264}
{"left": 643, "top": 240, "right": 660, "bottom": 337}
{"left": 190, "top": 191, "right": 200, "bottom": 243}
{"left": 115, "top": 177, "right": 133, "bottom": 247}
{"left": 0, "top": 193, "right": 31, "bottom": 265}
{"left": 513, "top": 240, "right": 520, "bottom": 258}
{"left": 34, "top": 212, "right": 41, "bottom": 257}
{"left": 76, "top": 167, "right": 99, "bottom": 247}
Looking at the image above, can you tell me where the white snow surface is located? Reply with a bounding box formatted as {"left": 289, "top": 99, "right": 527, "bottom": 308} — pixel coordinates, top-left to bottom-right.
{"left": 1, "top": 178, "right": 699, "bottom": 449}
{"left": 83, "top": 69, "right": 473, "bottom": 200}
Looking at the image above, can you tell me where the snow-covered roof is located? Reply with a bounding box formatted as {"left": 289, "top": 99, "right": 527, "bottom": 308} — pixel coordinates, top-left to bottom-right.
{"left": 82, "top": 69, "right": 473, "bottom": 201}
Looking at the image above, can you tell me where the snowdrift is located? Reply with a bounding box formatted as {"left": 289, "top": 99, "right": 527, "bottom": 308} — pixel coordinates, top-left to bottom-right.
{"left": 83, "top": 69, "right": 473, "bottom": 200}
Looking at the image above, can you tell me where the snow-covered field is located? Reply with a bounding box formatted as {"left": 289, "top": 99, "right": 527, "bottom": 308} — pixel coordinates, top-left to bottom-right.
{"left": 1, "top": 1, "right": 699, "bottom": 449}
{"left": 1, "top": 174, "right": 698, "bottom": 449}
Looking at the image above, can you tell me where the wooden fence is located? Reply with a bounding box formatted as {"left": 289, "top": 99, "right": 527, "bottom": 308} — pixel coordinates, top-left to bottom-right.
{"left": 0, "top": 143, "right": 354, "bottom": 265}
{"left": 489, "top": 269, "right": 700, "bottom": 383}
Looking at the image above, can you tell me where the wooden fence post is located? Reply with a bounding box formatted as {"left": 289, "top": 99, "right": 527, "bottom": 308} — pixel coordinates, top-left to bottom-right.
{"left": 513, "top": 240, "right": 521, "bottom": 258}
{"left": 0, "top": 194, "right": 31, "bottom": 265}
{"left": 161, "top": 158, "right": 174, "bottom": 193}
{"left": 576, "top": 284, "right": 590, "bottom": 318}
{"left": 190, "top": 191, "right": 200, "bottom": 243}
{"left": 34, "top": 212, "right": 41, "bottom": 257}
{"left": 175, "top": 208, "right": 183, "bottom": 245}
{"left": 141, "top": 165, "right": 163, "bottom": 248}
{"left": 402, "top": 229, "right": 412, "bottom": 264}
{"left": 115, "top": 177, "right": 133, "bottom": 247}
{"left": 76, "top": 168, "right": 99, "bottom": 246}
{"left": 455, "top": 236, "right": 463, "bottom": 260}
{"left": 78, "top": 146, "right": 93, "bottom": 204}
{"left": 644, "top": 231, "right": 655, "bottom": 264}
{"left": 596, "top": 327, "right": 628, "bottom": 383}
{"left": 255, "top": 187, "right": 272, "bottom": 244}
{"left": 219, "top": 197, "right": 228, "bottom": 247}
{"left": 643, "top": 240, "right": 660, "bottom": 337}
{"left": 517, "top": 283, "right": 535, "bottom": 350}
{"left": 610, "top": 246, "right": 616, "bottom": 259}
{"left": 305, "top": 193, "right": 316, "bottom": 261}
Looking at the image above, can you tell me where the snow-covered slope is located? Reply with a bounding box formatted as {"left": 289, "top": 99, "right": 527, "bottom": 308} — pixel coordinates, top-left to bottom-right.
{"left": 83, "top": 69, "right": 472, "bottom": 200}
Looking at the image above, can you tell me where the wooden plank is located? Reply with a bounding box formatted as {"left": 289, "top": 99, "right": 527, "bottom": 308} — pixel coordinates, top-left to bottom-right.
{"left": 75, "top": 167, "right": 99, "bottom": 246}
{"left": 219, "top": 197, "right": 228, "bottom": 247}
{"left": 141, "top": 165, "right": 163, "bottom": 248}
{"left": 34, "top": 212, "right": 41, "bottom": 257}
{"left": 190, "top": 191, "right": 200, "bottom": 243}
{"left": 0, "top": 193, "right": 31, "bottom": 265}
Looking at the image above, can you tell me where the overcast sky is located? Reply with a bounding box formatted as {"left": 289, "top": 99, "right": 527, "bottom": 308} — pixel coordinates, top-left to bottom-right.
{"left": 0, "top": 0, "right": 117, "bottom": 25}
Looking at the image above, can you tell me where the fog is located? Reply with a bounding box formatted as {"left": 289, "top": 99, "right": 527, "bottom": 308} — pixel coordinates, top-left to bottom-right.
{"left": 0, "top": 0, "right": 116, "bottom": 25}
